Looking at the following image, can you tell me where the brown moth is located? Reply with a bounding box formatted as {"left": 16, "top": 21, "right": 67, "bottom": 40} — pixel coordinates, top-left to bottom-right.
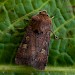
{"left": 15, "top": 11, "right": 52, "bottom": 70}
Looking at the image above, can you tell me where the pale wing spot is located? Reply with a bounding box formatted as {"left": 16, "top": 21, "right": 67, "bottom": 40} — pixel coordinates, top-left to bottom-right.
{"left": 26, "top": 36, "right": 30, "bottom": 41}
{"left": 41, "top": 49, "right": 46, "bottom": 54}
{"left": 43, "top": 41, "right": 47, "bottom": 46}
{"left": 22, "top": 44, "right": 27, "bottom": 49}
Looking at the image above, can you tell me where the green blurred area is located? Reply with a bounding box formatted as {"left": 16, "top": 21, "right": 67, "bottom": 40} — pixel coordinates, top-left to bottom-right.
{"left": 0, "top": 0, "right": 75, "bottom": 74}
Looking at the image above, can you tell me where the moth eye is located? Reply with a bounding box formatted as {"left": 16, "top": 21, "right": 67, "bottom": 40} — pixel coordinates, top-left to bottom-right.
{"left": 39, "top": 10, "right": 47, "bottom": 14}
{"left": 39, "top": 12, "right": 41, "bottom": 14}
{"left": 47, "top": 14, "right": 48, "bottom": 16}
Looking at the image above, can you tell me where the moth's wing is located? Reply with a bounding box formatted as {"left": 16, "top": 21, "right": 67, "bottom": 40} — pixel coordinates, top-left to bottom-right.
{"left": 15, "top": 26, "right": 33, "bottom": 65}
{"left": 32, "top": 32, "right": 50, "bottom": 70}
{"left": 34, "top": 51, "right": 48, "bottom": 70}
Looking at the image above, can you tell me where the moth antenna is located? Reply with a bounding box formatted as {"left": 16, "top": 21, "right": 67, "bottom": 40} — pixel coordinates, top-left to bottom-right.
{"left": 54, "top": 35, "right": 59, "bottom": 40}
{"left": 50, "top": 30, "right": 58, "bottom": 39}
{"left": 51, "top": 16, "right": 54, "bottom": 20}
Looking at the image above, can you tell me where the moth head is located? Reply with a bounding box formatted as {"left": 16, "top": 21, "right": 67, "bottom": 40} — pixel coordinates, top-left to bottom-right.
{"left": 39, "top": 10, "right": 48, "bottom": 16}
{"left": 31, "top": 11, "right": 52, "bottom": 34}
{"left": 31, "top": 11, "right": 49, "bottom": 22}
{"left": 39, "top": 11, "right": 52, "bottom": 33}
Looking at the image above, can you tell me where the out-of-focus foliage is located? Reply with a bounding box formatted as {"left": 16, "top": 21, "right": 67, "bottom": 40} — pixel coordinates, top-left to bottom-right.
{"left": 0, "top": 0, "right": 75, "bottom": 74}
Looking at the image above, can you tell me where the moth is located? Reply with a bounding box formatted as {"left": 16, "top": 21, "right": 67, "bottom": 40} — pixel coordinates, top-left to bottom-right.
{"left": 15, "top": 11, "right": 52, "bottom": 70}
